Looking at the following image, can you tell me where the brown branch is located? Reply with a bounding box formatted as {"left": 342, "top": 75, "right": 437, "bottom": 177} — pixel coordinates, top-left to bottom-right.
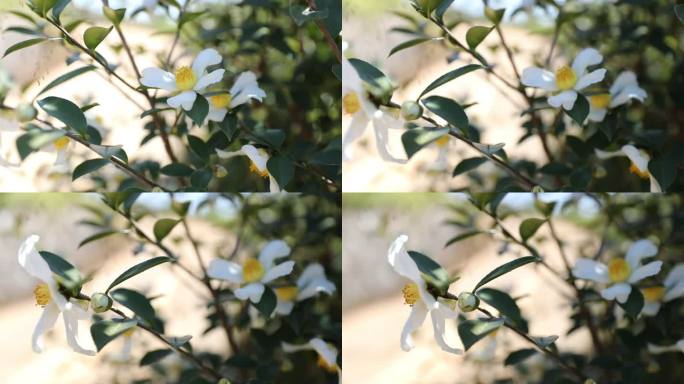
{"left": 305, "top": 0, "right": 341, "bottom": 64}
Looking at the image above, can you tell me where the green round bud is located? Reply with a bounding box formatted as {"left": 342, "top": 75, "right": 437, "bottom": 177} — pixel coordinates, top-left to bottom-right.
{"left": 151, "top": 186, "right": 163, "bottom": 192}
{"left": 15, "top": 103, "right": 37, "bottom": 122}
{"left": 401, "top": 101, "right": 423, "bottom": 121}
{"left": 457, "top": 291, "right": 480, "bottom": 312}
{"left": 90, "top": 293, "right": 113, "bottom": 313}
{"left": 213, "top": 165, "right": 228, "bottom": 178}
{"left": 531, "top": 185, "right": 545, "bottom": 193}
{"left": 217, "top": 379, "right": 232, "bottom": 384}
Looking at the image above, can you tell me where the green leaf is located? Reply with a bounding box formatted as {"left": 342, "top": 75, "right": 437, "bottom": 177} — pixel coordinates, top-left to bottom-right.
{"left": 27, "top": 130, "right": 65, "bottom": 149}
{"left": 110, "top": 288, "right": 157, "bottom": 325}
{"left": 485, "top": 7, "right": 506, "bottom": 24}
{"left": 618, "top": 288, "right": 644, "bottom": 319}
{"left": 187, "top": 135, "right": 209, "bottom": 163}
{"left": 407, "top": 250, "right": 450, "bottom": 289}
{"left": 519, "top": 218, "right": 546, "bottom": 242}
{"left": 39, "top": 251, "right": 83, "bottom": 293}
{"left": 160, "top": 163, "right": 194, "bottom": 177}
{"left": 675, "top": 5, "right": 684, "bottom": 23}
{"left": 179, "top": 11, "right": 205, "bottom": 27}
{"left": 401, "top": 127, "right": 449, "bottom": 159}
{"left": 51, "top": 0, "right": 71, "bottom": 20}
{"left": 564, "top": 94, "right": 589, "bottom": 126}
{"left": 466, "top": 26, "right": 494, "bottom": 50}
{"left": 90, "top": 319, "right": 137, "bottom": 352}
{"left": 72, "top": 158, "right": 110, "bottom": 181}
{"left": 140, "top": 349, "right": 173, "bottom": 366}
{"left": 444, "top": 230, "right": 482, "bottom": 248}
{"left": 473, "top": 256, "right": 539, "bottom": 291}
{"left": 106, "top": 256, "right": 173, "bottom": 293}
{"left": 37, "top": 65, "right": 96, "bottom": 96}
{"left": 457, "top": 317, "right": 504, "bottom": 351}
{"left": 267, "top": 155, "right": 294, "bottom": 187}
{"left": 472, "top": 142, "right": 505, "bottom": 155}
{"left": 78, "top": 229, "right": 127, "bottom": 248}
{"left": 103, "top": 6, "right": 126, "bottom": 25}
{"left": 254, "top": 129, "right": 285, "bottom": 149}
{"left": 3, "top": 38, "right": 51, "bottom": 58}
{"left": 186, "top": 95, "right": 209, "bottom": 126}
{"left": 83, "top": 26, "right": 113, "bottom": 50}
{"left": 27, "top": 0, "right": 59, "bottom": 17}
{"left": 37, "top": 96, "right": 87, "bottom": 135}
{"left": 533, "top": 335, "right": 558, "bottom": 348}
{"left": 388, "top": 37, "right": 440, "bottom": 57}
{"left": 504, "top": 348, "right": 537, "bottom": 366}
{"left": 254, "top": 286, "right": 277, "bottom": 317}
{"left": 153, "top": 219, "right": 180, "bottom": 242}
{"left": 422, "top": 96, "right": 469, "bottom": 130}
{"left": 452, "top": 157, "right": 487, "bottom": 177}
{"left": 419, "top": 64, "right": 483, "bottom": 98}
{"left": 477, "top": 288, "right": 528, "bottom": 332}
{"left": 348, "top": 58, "right": 393, "bottom": 93}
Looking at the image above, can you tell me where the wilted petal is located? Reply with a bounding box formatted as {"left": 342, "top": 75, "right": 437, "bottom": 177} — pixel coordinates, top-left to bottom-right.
{"left": 572, "top": 258, "right": 610, "bottom": 283}
{"left": 521, "top": 67, "right": 557, "bottom": 91}
{"left": 62, "top": 302, "right": 96, "bottom": 356}
{"left": 400, "top": 304, "right": 428, "bottom": 352}
{"left": 235, "top": 283, "right": 265, "bottom": 303}
{"left": 628, "top": 261, "right": 662, "bottom": 284}
{"left": 32, "top": 303, "right": 60, "bottom": 353}
{"left": 571, "top": 48, "right": 603, "bottom": 76}
{"left": 167, "top": 91, "right": 197, "bottom": 111}
{"left": 262, "top": 260, "right": 295, "bottom": 283}
{"left": 547, "top": 90, "right": 577, "bottom": 110}
{"left": 191, "top": 48, "right": 223, "bottom": 77}
{"left": 601, "top": 283, "right": 632, "bottom": 303}
{"left": 140, "top": 67, "right": 177, "bottom": 91}
{"left": 575, "top": 68, "right": 606, "bottom": 91}
{"left": 372, "top": 112, "right": 407, "bottom": 164}
{"left": 430, "top": 304, "right": 462, "bottom": 354}
{"left": 207, "top": 259, "right": 243, "bottom": 283}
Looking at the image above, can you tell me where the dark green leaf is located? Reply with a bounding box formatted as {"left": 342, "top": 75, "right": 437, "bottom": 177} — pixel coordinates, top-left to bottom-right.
{"left": 389, "top": 37, "right": 440, "bottom": 57}
{"left": 140, "top": 349, "right": 173, "bottom": 366}
{"left": 504, "top": 348, "right": 537, "bottom": 365}
{"left": 477, "top": 288, "right": 528, "bottom": 332}
{"left": 564, "top": 94, "right": 589, "bottom": 126}
{"left": 444, "top": 230, "right": 482, "bottom": 247}
{"left": 420, "top": 64, "right": 482, "bottom": 98}
{"left": 407, "top": 250, "right": 449, "bottom": 289}
{"left": 519, "top": 218, "right": 546, "bottom": 242}
{"left": 106, "top": 256, "right": 173, "bottom": 293}
{"left": 618, "top": 288, "right": 644, "bottom": 319}
{"left": 675, "top": 5, "right": 684, "bottom": 23}
{"left": 160, "top": 163, "right": 194, "bottom": 177}
{"left": 37, "top": 97, "right": 87, "bottom": 135}
{"left": 179, "top": 11, "right": 205, "bottom": 27}
{"left": 39, "top": 251, "right": 82, "bottom": 293}
{"left": 401, "top": 127, "right": 449, "bottom": 159}
{"left": 83, "top": 26, "right": 113, "bottom": 50}
{"left": 458, "top": 317, "right": 504, "bottom": 351}
{"left": 51, "top": 0, "right": 71, "bottom": 20}
{"left": 72, "top": 158, "right": 110, "bottom": 181}
{"left": 186, "top": 96, "right": 209, "bottom": 126}
{"left": 103, "top": 6, "right": 126, "bottom": 25}
{"left": 153, "top": 219, "right": 180, "bottom": 242}
{"left": 422, "top": 96, "right": 469, "bottom": 130}
{"left": 466, "top": 26, "right": 494, "bottom": 50}
{"left": 187, "top": 135, "right": 209, "bottom": 163}
{"left": 27, "top": 0, "right": 59, "bottom": 17}
{"left": 485, "top": 7, "right": 506, "bottom": 24}
{"left": 90, "top": 319, "right": 137, "bottom": 352}
{"left": 111, "top": 288, "right": 157, "bottom": 325}
{"left": 78, "top": 230, "right": 127, "bottom": 248}
{"left": 3, "top": 37, "right": 53, "bottom": 58}
{"left": 348, "top": 58, "right": 393, "bottom": 92}
{"left": 254, "top": 286, "right": 277, "bottom": 317}
{"left": 452, "top": 157, "right": 487, "bottom": 177}
{"left": 37, "top": 65, "right": 96, "bottom": 96}
{"left": 474, "top": 256, "right": 539, "bottom": 291}
{"left": 267, "top": 155, "right": 294, "bottom": 187}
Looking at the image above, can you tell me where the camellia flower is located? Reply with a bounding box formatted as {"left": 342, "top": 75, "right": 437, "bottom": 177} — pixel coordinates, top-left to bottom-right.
{"left": 521, "top": 48, "right": 606, "bottom": 110}
{"left": 588, "top": 71, "right": 647, "bottom": 122}
{"left": 215, "top": 144, "right": 281, "bottom": 192}
{"left": 18, "top": 235, "right": 95, "bottom": 355}
{"left": 140, "top": 49, "right": 225, "bottom": 111}
{"left": 428, "top": 134, "right": 450, "bottom": 171}
{"left": 282, "top": 338, "right": 340, "bottom": 376}
{"left": 388, "top": 235, "right": 461, "bottom": 354}
{"left": 595, "top": 144, "right": 661, "bottom": 192}
{"left": 648, "top": 339, "right": 684, "bottom": 354}
{"left": 274, "top": 263, "right": 336, "bottom": 316}
{"left": 206, "top": 71, "right": 266, "bottom": 123}
{"left": 572, "top": 239, "right": 662, "bottom": 303}
{"left": 640, "top": 264, "right": 684, "bottom": 316}
{"left": 207, "top": 240, "right": 294, "bottom": 303}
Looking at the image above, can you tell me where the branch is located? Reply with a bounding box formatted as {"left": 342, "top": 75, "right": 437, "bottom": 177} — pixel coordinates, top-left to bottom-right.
{"left": 306, "top": 0, "right": 342, "bottom": 64}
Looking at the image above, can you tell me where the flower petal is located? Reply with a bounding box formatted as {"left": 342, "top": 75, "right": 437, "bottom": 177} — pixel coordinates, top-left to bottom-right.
{"left": 610, "top": 84, "right": 647, "bottom": 108}
{"left": 275, "top": 300, "right": 295, "bottom": 316}
{"left": 206, "top": 106, "right": 228, "bottom": 122}
{"left": 547, "top": 90, "right": 577, "bottom": 110}
{"left": 18, "top": 235, "right": 53, "bottom": 283}
{"left": 207, "top": 258, "right": 243, "bottom": 283}
{"left": 649, "top": 175, "right": 662, "bottom": 193}
{"left": 521, "top": 67, "right": 557, "bottom": 91}
{"left": 215, "top": 148, "right": 244, "bottom": 159}
{"left": 140, "top": 67, "right": 177, "bottom": 91}
{"left": 601, "top": 283, "right": 632, "bottom": 303}
{"left": 430, "top": 304, "right": 462, "bottom": 354}
{"left": 621, "top": 145, "right": 650, "bottom": 175}
{"left": 268, "top": 175, "right": 281, "bottom": 193}
{"left": 588, "top": 108, "right": 607, "bottom": 123}
{"left": 309, "top": 338, "right": 338, "bottom": 368}
{"left": 400, "top": 304, "right": 428, "bottom": 352}
{"left": 194, "top": 68, "right": 225, "bottom": 91}
{"left": 628, "top": 260, "right": 662, "bottom": 284}
{"left": 32, "top": 303, "right": 60, "bottom": 353}
{"left": 230, "top": 71, "right": 266, "bottom": 108}
{"left": 372, "top": 112, "right": 406, "bottom": 164}
{"left": 571, "top": 48, "right": 603, "bottom": 76}
{"left": 575, "top": 68, "right": 606, "bottom": 91}
{"left": 234, "top": 283, "right": 265, "bottom": 303}
{"left": 665, "top": 281, "right": 684, "bottom": 302}
{"left": 241, "top": 144, "right": 268, "bottom": 172}
{"left": 609, "top": 71, "right": 638, "bottom": 95}
{"left": 262, "top": 260, "right": 295, "bottom": 283}
{"left": 258, "top": 239, "right": 291, "bottom": 267}
{"left": 62, "top": 302, "right": 96, "bottom": 356}
{"left": 641, "top": 302, "right": 661, "bottom": 317}
{"left": 167, "top": 91, "right": 197, "bottom": 111}
{"left": 665, "top": 264, "right": 684, "bottom": 288}
{"left": 191, "top": 48, "right": 222, "bottom": 76}
{"left": 572, "top": 258, "right": 610, "bottom": 283}
{"left": 595, "top": 148, "right": 625, "bottom": 160}
{"left": 625, "top": 238, "right": 658, "bottom": 269}
{"left": 298, "top": 277, "right": 336, "bottom": 301}
{"left": 387, "top": 235, "right": 422, "bottom": 284}
{"left": 342, "top": 112, "right": 369, "bottom": 161}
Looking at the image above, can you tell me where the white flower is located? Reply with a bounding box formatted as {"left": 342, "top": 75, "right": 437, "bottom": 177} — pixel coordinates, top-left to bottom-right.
{"left": 342, "top": 56, "right": 405, "bottom": 163}
{"left": 588, "top": 71, "right": 647, "bottom": 122}
{"left": 521, "top": 48, "right": 607, "bottom": 110}
{"left": 108, "top": 324, "right": 137, "bottom": 363}
{"left": 206, "top": 71, "right": 266, "bottom": 123}
{"left": 215, "top": 144, "right": 282, "bottom": 192}
{"left": 640, "top": 263, "right": 684, "bottom": 316}
{"left": 140, "top": 48, "right": 225, "bottom": 111}
{"left": 282, "top": 338, "right": 340, "bottom": 376}
{"left": 388, "top": 235, "right": 461, "bottom": 354}
{"left": 17, "top": 235, "right": 95, "bottom": 356}
{"left": 207, "top": 240, "right": 294, "bottom": 303}
{"left": 595, "top": 144, "right": 661, "bottom": 192}
{"left": 427, "top": 134, "right": 450, "bottom": 171}
{"left": 572, "top": 239, "right": 662, "bottom": 304}
{"left": 648, "top": 339, "right": 684, "bottom": 354}
{"left": 274, "top": 263, "right": 336, "bottom": 316}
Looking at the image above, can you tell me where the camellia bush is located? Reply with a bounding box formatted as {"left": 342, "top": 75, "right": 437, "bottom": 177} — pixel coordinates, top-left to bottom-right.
{"left": 0, "top": 0, "right": 341, "bottom": 192}
{"left": 342, "top": 0, "right": 684, "bottom": 192}
{"left": 385, "top": 193, "right": 684, "bottom": 383}
{"left": 16, "top": 192, "right": 341, "bottom": 383}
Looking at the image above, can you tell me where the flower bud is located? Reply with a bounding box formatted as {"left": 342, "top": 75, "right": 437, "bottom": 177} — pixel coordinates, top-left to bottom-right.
{"left": 531, "top": 185, "right": 545, "bottom": 193}
{"left": 15, "top": 103, "right": 37, "bottom": 122}
{"left": 90, "top": 293, "right": 113, "bottom": 313}
{"left": 217, "top": 379, "right": 232, "bottom": 384}
{"left": 213, "top": 164, "right": 228, "bottom": 178}
{"left": 401, "top": 101, "right": 423, "bottom": 121}
{"left": 457, "top": 291, "right": 480, "bottom": 312}
{"left": 151, "top": 186, "right": 163, "bottom": 192}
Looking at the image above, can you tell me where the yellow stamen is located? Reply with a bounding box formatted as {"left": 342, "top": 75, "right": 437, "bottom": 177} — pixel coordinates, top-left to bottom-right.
{"left": 243, "top": 258, "right": 265, "bottom": 283}
{"left": 317, "top": 354, "right": 338, "bottom": 373}
{"left": 53, "top": 137, "right": 69, "bottom": 151}
{"left": 402, "top": 283, "right": 419, "bottom": 306}
{"left": 608, "top": 258, "right": 631, "bottom": 283}
{"left": 435, "top": 135, "right": 450, "bottom": 148}
{"left": 629, "top": 163, "right": 650, "bottom": 179}
{"left": 34, "top": 283, "right": 51, "bottom": 307}
{"left": 641, "top": 286, "right": 665, "bottom": 302}
{"left": 555, "top": 66, "right": 577, "bottom": 91}
{"left": 175, "top": 66, "right": 197, "bottom": 91}
{"left": 343, "top": 92, "right": 361, "bottom": 115}
{"left": 210, "top": 94, "right": 232, "bottom": 109}
{"left": 249, "top": 161, "right": 269, "bottom": 178}
{"left": 275, "top": 286, "right": 299, "bottom": 301}
{"left": 590, "top": 94, "right": 611, "bottom": 109}
{"left": 123, "top": 326, "right": 137, "bottom": 338}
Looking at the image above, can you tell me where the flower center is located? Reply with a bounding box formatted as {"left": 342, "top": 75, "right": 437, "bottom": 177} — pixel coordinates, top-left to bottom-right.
{"left": 555, "top": 66, "right": 577, "bottom": 91}
{"left": 175, "top": 66, "right": 197, "bottom": 91}
{"left": 629, "top": 162, "right": 650, "bottom": 179}
{"left": 641, "top": 286, "right": 665, "bottom": 302}
{"left": 53, "top": 137, "right": 70, "bottom": 151}
{"left": 243, "top": 258, "right": 265, "bottom": 283}
{"left": 402, "top": 283, "right": 419, "bottom": 306}
{"left": 210, "top": 94, "right": 232, "bottom": 109}
{"left": 343, "top": 92, "right": 361, "bottom": 115}
{"left": 590, "top": 94, "right": 611, "bottom": 109}
{"left": 275, "top": 286, "right": 299, "bottom": 301}
{"left": 435, "top": 135, "right": 450, "bottom": 148}
{"left": 123, "top": 326, "right": 137, "bottom": 338}
{"left": 34, "top": 283, "right": 51, "bottom": 307}
{"left": 249, "top": 157, "right": 269, "bottom": 178}
{"left": 608, "top": 258, "right": 631, "bottom": 283}
{"left": 317, "top": 353, "right": 338, "bottom": 373}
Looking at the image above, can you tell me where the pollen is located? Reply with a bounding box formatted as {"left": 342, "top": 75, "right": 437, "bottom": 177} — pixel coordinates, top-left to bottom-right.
{"left": 608, "top": 258, "right": 631, "bottom": 283}
{"left": 435, "top": 135, "right": 450, "bottom": 148}
{"left": 555, "top": 66, "right": 577, "bottom": 91}
{"left": 123, "top": 326, "right": 136, "bottom": 338}
{"left": 590, "top": 94, "right": 611, "bottom": 109}
{"left": 175, "top": 66, "right": 197, "bottom": 91}
{"left": 210, "top": 94, "right": 232, "bottom": 109}
{"left": 343, "top": 92, "right": 361, "bottom": 115}
{"left": 317, "top": 354, "right": 338, "bottom": 373}
{"left": 34, "top": 283, "right": 51, "bottom": 307}
{"left": 249, "top": 161, "right": 269, "bottom": 178}
{"left": 402, "top": 283, "right": 419, "bottom": 306}
{"left": 641, "top": 286, "right": 665, "bottom": 302}
{"left": 629, "top": 163, "right": 650, "bottom": 179}
{"left": 242, "top": 258, "right": 265, "bottom": 283}
{"left": 53, "top": 137, "right": 70, "bottom": 151}
{"left": 275, "top": 286, "right": 299, "bottom": 301}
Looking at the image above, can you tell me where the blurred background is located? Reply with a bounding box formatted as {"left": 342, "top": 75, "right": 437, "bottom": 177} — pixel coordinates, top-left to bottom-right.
{"left": 0, "top": 192, "right": 341, "bottom": 384}
{"left": 342, "top": 193, "right": 684, "bottom": 383}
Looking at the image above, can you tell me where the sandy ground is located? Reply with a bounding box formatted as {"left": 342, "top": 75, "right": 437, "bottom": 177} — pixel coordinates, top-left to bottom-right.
{"left": 342, "top": 12, "right": 564, "bottom": 192}
{"left": 342, "top": 200, "right": 597, "bottom": 383}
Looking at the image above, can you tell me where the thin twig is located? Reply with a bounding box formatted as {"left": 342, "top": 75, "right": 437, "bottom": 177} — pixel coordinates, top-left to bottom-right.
{"left": 305, "top": 0, "right": 342, "bottom": 64}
